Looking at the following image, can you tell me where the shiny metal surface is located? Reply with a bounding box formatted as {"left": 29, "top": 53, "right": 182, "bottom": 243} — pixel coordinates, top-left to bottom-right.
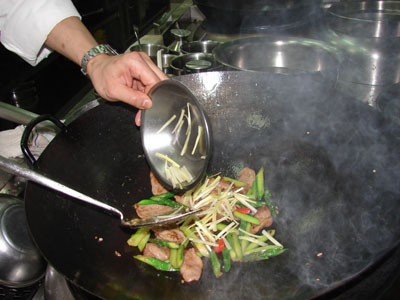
{"left": 327, "top": 1, "right": 400, "bottom": 38}
{"left": 44, "top": 265, "right": 76, "bottom": 300}
{"left": 0, "top": 194, "right": 46, "bottom": 287}
{"left": 141, "top": 80, "right": 211, "bottom": 191}
{"left": 0, "top": 155, "right": 198, "bottom": 228}
{"left": 213, "top": 36, "right": 341, "bottom": 84}
{"left": 170, "top": 53, "right": 222, "bottom": 75}
{"left": 180, "top": 40, "right": 222, "bottom": 54}
{"left": 319, "top": 1, "right": 400, "bottom": 86}
{"left": 129, "top": 43, "right": 170, "bottom": 63}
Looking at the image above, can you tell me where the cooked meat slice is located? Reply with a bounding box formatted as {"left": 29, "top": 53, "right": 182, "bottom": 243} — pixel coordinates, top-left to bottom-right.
{"left": 180, "top": 248, "right": 203, "bottom": 283}
{"left": 238, "top": 167, "right": 256, "bottom": 193}
{"left": 250, "top": 206, "right": 273, "bottom": 234}
{"left": 134, "top": 204, "right": 174, "bottom": 219}
{"left": 153, "top": 227, "right": 186, "bottom": 243}
{"left": 143, "top": 243, "right": 170, "bottom": 261}
{"left": 150, "top": 171, "right": 169, "bottom": 195}
{"left": 174, "top": 194, "right": 186, "bottom": 205}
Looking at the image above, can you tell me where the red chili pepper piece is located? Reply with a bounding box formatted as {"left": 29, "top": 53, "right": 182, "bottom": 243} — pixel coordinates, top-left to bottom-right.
{"left": 214, "top": 239, "right": 225, "bottom": 253}
{"left": 236, "top": 207, "right": 251, "bottom": 214}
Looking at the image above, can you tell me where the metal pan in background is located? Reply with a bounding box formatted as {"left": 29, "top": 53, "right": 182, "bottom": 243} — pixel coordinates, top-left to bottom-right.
{"left": 23, "top": 71, "right": 400, "bottom": 299}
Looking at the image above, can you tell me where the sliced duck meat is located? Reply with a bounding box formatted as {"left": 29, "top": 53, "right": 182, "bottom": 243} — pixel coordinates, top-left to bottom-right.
{"left": 238, "top": 167, "right": 256, "bottom": 193}
{"left": 250, "top": 206, "right": 273, "bottom": 234}
{"left": 153, "top": 227, "right": 186, "bottom": 243}
{"left": 150, "top": 171, "right": 169, "bottom": 195}
{"left": 180, "top": 248, "right": 203, "bottom": 283}
{"left": 134, "top": 203, "right": 174, "bottom": 219}
{"left": 143, "top": 243, "right": 170, "bottom": 261}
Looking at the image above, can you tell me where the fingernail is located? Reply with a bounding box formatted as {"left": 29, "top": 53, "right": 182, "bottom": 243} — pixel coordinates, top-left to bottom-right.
{"left": 142, "top": 99, "right": 151, "bottom": 109}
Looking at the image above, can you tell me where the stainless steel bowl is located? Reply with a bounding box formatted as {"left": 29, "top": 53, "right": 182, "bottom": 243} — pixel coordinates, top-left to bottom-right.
{"left": 0, "top": 194, "right": 46, "bottom": 287}
{"left": 180, "top": 40, "right": 222, "bottom": 54}
{"left": 213, "top": 36, "right": 341, "bottom": 83}
{"left": 319, "top": 1, "right": 400, "bottom": 86}
{"left": 170, "top": 53, "right": 222, "bottom": 75}
{"left": 129, "top": 43, "right": 170, "bottom": 63}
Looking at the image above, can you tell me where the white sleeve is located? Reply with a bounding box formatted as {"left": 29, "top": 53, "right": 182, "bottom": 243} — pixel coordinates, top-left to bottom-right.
{"left": 0, "top": 0, "right": 81, "bottom": 66}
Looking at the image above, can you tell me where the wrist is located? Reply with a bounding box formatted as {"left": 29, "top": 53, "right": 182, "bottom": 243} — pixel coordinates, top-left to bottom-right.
{"left": 80, "top": 44, "right": 118, "bottom": 75}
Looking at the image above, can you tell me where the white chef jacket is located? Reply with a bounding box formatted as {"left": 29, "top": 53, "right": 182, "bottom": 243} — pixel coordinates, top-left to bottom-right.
{"left": 0, "top": 0, "right": 81, "bottom": 66}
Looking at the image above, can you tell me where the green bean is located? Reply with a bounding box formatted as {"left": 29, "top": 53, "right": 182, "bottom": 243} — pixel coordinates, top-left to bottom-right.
{"left": 209, "top": 250, "right": 222, "bottom": 278}
{"left": 255, "top": 167, "right": 264, "bottom": 200}
{"left": 222, "top": 248, "right": 231, "bottom": 272}
{"left": 136, "top": 199, "right": 183, "bottom": 208}
{"left": 137, "top": 232, "right": 150, "bottom": 252}
{"left": 243, "top": 247, "right": 287, "bottom": 262}
{"left": 149, "top": 238, "right": 180, "bottom": 249}
{"left": 232, "top": 232, "right": 243, "bottom": 261}
{"left": 134, "top": 255, "right": 178, "bottom": 271}
{"left": 127, "top": 227, "right": 150, "bottom": 247}
{"left": 180, "top": 225, "right": 209, "bottom": 257}
{"left": 222, "top": 177, "right": 248, "bottom": 187}
{"left": 150, "top": 192, "right": 175, "bottom": 200}
{"left": 225, "top": 234, "right": 237, "bottom": 261}
{"left": 233, "top": 210, "right": 261, "bottom": 225}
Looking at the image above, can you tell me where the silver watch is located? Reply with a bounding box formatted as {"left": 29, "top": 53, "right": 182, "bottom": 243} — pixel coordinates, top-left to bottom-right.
{"left": 80, "top": 44, "right": 118, "bottom": 75}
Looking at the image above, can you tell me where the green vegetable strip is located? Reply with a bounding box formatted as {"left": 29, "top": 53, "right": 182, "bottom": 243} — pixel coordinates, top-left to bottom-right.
{"left": 243, "top": 248, "right": 287, "bottom": 262}
{"left": 127, "top": 227, "right": 150, "bottom": 247}
{"left": 239, "top": 220, "right": 249, "bottom": 250}
{"left": 176, "top": 245, "right": 184, "bottom": 268}
{"left": 138, "top": 232, "right": 151, "bottom": 252}
{"left": 244, "top": 245, "right": 282, "bottom": 255}
{"left": 134, "top": 255, "right": 178, "bottom": 272}
{"left": 222, "top": 248, "right": 231, "bottom": 272}
{"left": 209, "top": 250, "right": 222, "bottom": 278}
{"left": 233, "top": 210, "right": 261, "bottom": 225}
{"left": 232, "top": 232, "right": 243, "bottom": 261}
{"left": 169, "top": 248, "right": 179, "bottom": 269}
{"left": 180, "top": 225, "right": 209, "bottom": 257}
{"left": 148, "top": 238, "right": 180, "bottom": 249}
{"left": 150, "top": 192, "right": 175, "bottom": 200}
{"left": 255, "top": 167, "right": 264, "bottom": 200}
{"left": 136, "top": 199, "right": 183, "bottom": 208}
{"left": 225, "top": 234, "right": 237, "bottom": 261}
{"left": 245, "top": 235, "right": 269, "bottom": 252}
{"left": 246, "top": 183, "right": 256, "bottom": 200}
{"left": 222, "top": 177, "right": 248, "bottom": 187}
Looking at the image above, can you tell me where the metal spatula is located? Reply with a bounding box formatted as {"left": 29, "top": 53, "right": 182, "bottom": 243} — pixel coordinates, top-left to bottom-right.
{"left": 0, "top": 155, "right": 201, "bottom": 228}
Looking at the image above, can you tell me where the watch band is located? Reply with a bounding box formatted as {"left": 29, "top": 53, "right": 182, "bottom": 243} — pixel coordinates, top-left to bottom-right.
{"left": 80, "top": 44, "right": 118, "bottom": 75}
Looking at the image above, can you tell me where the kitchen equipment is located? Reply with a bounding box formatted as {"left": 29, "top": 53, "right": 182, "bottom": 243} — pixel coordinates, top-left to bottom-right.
{"left": 170, "top": 53, "right": 221, "bottom": 75}
{"left": 0, "top": 194, "right": 46, "bottom": 288}
{"left": 180, "top": 40, "right": 221, "bottom": 54}
{"left": 194, "top": 0, "right": 321, "bottom": 34}
{"left": 169, "top": 28, "right": 191, "bottom": 53}
{"left": 213, "top": 36, "right": 341, "bottom": 85}
{"left": 159, "top": 53, "right": 178, "bottom": 75}
{"left": 142, "top": 80, "right": 211, "bottom": 191}
{"left": 0, "top": 155, "right": 200, "bottom": 228}
{"left": 129, "top": 43, "right": 170, "bottom": 63}
{"left": 21, "top": 71, "right": 400, "bottom": 299}
{"left": 320, "top": 1, "right": 400, "bottom": 87}
{"left": 376, "top": 82, "right": 400, "bottom": 125}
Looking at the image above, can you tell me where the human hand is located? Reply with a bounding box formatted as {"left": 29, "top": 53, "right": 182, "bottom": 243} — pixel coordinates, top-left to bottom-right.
{"left": 86, "top": 51, "right": 169, "bottom": 125}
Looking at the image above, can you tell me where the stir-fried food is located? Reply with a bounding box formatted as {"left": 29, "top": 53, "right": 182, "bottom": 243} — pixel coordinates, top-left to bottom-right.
{"left": 127, "top": 167, "right": 287, "bottom": 283}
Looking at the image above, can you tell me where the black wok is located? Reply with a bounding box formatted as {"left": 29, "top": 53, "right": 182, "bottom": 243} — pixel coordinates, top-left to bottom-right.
{"left": 24, "top": 71, "right": 400, "bottom": 299}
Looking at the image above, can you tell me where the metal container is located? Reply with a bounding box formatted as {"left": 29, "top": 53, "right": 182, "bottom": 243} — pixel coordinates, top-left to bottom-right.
{"left": 213, "top": 36, "right": 341, "bottom": 84}
{"left": 320, "top": 1, "right": 400, "bottom": 86}
{"left": 0, "top": 194, "right": 46, "bottom": 287}
{"left": 160, "top": 53, "right": 178, "bottom": 75}
{"left": 170, "top": 53, "right": 222, "bottom": 75}
{"left": 180, "top": 40, "right": 221, "bottom": 54}
{"left": 129, "top": 43, "right": 170, "bottom": 63}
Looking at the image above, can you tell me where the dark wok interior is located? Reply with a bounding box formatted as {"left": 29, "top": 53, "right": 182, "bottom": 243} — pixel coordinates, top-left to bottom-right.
{"left": 24, "top": 71, "right": 400, "bottom": 299}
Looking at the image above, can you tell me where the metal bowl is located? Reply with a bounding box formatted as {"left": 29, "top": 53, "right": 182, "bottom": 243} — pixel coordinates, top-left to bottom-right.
{"left": 180, "top": 40, "right": 222, "bottom": 54}
{"left": 170, "top": 53, "right": 222, "bottom": 75}
{"left": 0, "top": 194, "right": 46, "bottom": 287}
{"left": 129, "top": 43, "right": 170, "bottom": 63}
{"left": 213, "top": 36, "right": 342, "bottom": 84}
{"left": 318, "top": 1, "right": 400, "bottom": 86}
{"left": 327, "top": 1, "right": 400, "bottom": 38}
